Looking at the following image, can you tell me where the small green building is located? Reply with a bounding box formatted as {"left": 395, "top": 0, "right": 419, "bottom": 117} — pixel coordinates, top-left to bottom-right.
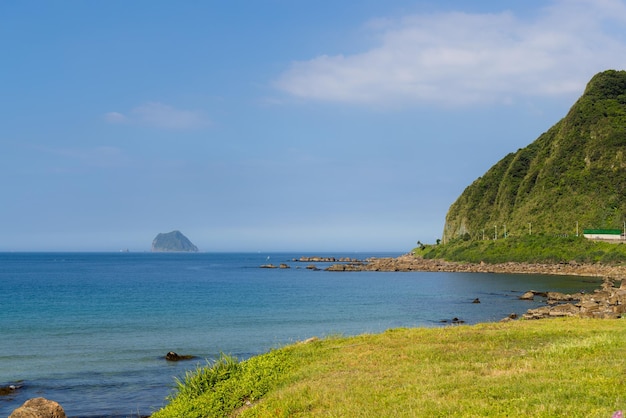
{"left": 583, "top": 229, "right": 624, "bottom": 240}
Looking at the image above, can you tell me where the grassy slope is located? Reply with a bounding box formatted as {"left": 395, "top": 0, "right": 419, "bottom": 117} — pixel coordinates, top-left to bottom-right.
{"left": 153, "top": 318, "right": 626, "bottom": 417}
{"left": 416, "top": 234, "right": 626, "bottom": 264}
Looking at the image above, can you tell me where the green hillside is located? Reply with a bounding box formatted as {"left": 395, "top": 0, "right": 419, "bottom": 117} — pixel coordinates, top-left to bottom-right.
{"left": 443, "top": 70, "right": 626, "bottom": 243}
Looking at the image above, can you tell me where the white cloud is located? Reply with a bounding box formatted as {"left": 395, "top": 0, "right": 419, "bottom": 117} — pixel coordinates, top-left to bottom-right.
{"left": 105, "top": 102, "right": 210, "bottom": 129}
{"left": 274, "top": 0, "right": 626, "bottom": 106}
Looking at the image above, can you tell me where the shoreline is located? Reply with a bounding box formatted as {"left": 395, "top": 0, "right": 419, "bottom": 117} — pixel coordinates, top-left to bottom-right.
{"left": 325, "top": 254, "right": 626, "bottom": 321}
{"left": 8, "top": 255, "right": 626, "bottom": 417}
{"left": 326, "top": 254, "right": 626, "bottom": 279}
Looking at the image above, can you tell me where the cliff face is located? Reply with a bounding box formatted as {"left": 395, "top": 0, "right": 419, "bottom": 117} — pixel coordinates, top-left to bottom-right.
{"left": 443, "top": 70, "right": 626, "bottom": 243}
{"left": 151, "top": 230, "right": 198, "bottom": 252}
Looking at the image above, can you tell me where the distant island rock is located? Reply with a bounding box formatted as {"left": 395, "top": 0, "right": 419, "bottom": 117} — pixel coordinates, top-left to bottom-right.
{"left": 151, "top": 230, "right": 198, "bottom": 252}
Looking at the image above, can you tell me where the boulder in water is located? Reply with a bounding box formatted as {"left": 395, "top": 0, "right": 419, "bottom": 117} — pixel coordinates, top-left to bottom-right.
{"left": 9, "top": 397, "right": 66, "bottom": 418}
{"left": 165, "top": 351, "right": 195, "bottom": 361}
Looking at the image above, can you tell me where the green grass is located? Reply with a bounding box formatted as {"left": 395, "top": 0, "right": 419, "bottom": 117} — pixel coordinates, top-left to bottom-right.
{"left": 416, "top": 234, "right": 626, "bottom": 264}
{"left": 152, "top": 318, "right": 626, "bottom": 417}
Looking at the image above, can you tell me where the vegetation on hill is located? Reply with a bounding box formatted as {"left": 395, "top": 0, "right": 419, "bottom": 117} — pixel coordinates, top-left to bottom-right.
{"left": 443, "top": 70, "right": 626, "bottom": 244}
{"left": 152, "top": 318, "right": 626, "bottom": 417}
{"left": 414, "top": 234, "right": 626, "bottom": 264}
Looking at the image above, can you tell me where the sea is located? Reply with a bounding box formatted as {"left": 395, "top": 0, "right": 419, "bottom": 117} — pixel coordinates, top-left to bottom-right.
{"left": 0, "top": 252, "right": 604, "bottom": 417}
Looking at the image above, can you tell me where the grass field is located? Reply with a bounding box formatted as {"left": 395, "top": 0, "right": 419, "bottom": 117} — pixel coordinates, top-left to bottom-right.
{"left": 153, "top": 317, "right": 626, "bottom": 417}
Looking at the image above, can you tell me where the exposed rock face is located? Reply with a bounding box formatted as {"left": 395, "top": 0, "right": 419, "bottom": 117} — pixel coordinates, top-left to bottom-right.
{"left": 9, "top": 397, "right": 66, "bottom": 418}
{"left": 151, "top": 230, "right": 198, "bottom": 252}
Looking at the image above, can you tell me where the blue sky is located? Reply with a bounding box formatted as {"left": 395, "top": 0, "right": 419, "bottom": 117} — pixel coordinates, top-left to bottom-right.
{"left": 3, "top": 0, "right": 626, "bottom": 252}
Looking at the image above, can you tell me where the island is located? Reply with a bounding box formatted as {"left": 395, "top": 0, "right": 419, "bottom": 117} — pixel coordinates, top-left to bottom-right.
{"left": 151, "top": 230, "right": 198, "bottom": 252}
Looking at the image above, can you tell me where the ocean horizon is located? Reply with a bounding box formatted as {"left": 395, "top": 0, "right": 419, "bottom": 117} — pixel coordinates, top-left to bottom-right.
{"left": 0, "top": 252, "right": 603, "bottom": 417}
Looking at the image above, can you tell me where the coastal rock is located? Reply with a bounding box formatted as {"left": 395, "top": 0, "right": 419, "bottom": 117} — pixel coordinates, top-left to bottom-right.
{"left": 165, "top": 352, "right": 195, "bottom": 361}
{"left": 548, "top": 303, "right": 580, "bottom": 317}
{"left": 440, "top": 317, "right": 465, "bottom": 324}
{"left": 0, "top": 382, "right": 22, "bottom": 396}
{"left": 546, "top": 292, "right": 577, "bottom": 302}
{"left": 295, "top": 256, "right": 363, "bottom": 263}
{"left": 519, "top": 291, "right": 535, "bottom": 300}
{"left": 325, "top": 254, "right": 626, "bottom": 279}
{"left": 9, "top": 397, "right": 66, "bottom": 418}
{"left": 500, "top": 313, "right": 519, "bottom": 322}
{"left": 298, "top": 337, "right": 319, "bottom": 344}
{"left": 523, "top": 278, "right": 626, "bottom": 320}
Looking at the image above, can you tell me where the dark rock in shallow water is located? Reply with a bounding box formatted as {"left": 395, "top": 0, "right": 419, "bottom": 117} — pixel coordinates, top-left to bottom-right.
{"left": 165, "top": 351, "right": 195, "bottom": 361}
{"left": 0, "top": 382, "right": 22, "bottom": 396}
{"left": 519, "top": 291, "right": 535, "bottom": 300}
{"left": 440, "top": 317, "right": 465, "bottom": 324}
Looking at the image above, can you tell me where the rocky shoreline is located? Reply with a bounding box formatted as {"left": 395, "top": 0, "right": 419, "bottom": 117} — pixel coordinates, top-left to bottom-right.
{"left": 260, "top": 254, "right": 626, "bottom": 321}
{"left": 9, "top": 256, "right": 626, "bottom": 417}
{"left": 324, "top": 254, "right": 626, "bottom": 321}
{"left": 520, "top": 277, "right": 626, "bottom": 320}
{"left": 325, "top": 254, "right": 626, "bottom": 279}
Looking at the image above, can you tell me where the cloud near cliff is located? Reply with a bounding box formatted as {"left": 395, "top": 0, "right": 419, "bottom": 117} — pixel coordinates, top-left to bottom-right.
{"left": 274, "top": 0, "right": 626, "bottom": 107}
{"left": 105, "top": 102, "right": 210, "bottom": 130}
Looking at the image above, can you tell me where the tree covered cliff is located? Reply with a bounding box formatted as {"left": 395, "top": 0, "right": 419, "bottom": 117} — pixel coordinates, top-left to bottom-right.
{"left": 443, "top": 70, "right": 626, "bottom": 243}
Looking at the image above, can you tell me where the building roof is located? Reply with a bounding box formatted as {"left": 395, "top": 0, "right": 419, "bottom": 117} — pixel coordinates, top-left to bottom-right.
{"left": 583, "top": 229, "right": 622, "bottom": 235}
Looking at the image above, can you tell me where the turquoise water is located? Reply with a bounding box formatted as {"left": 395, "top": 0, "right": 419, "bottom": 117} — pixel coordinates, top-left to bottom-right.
{"left": 0, "top": 252, "right": 602, "bottom": 417}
